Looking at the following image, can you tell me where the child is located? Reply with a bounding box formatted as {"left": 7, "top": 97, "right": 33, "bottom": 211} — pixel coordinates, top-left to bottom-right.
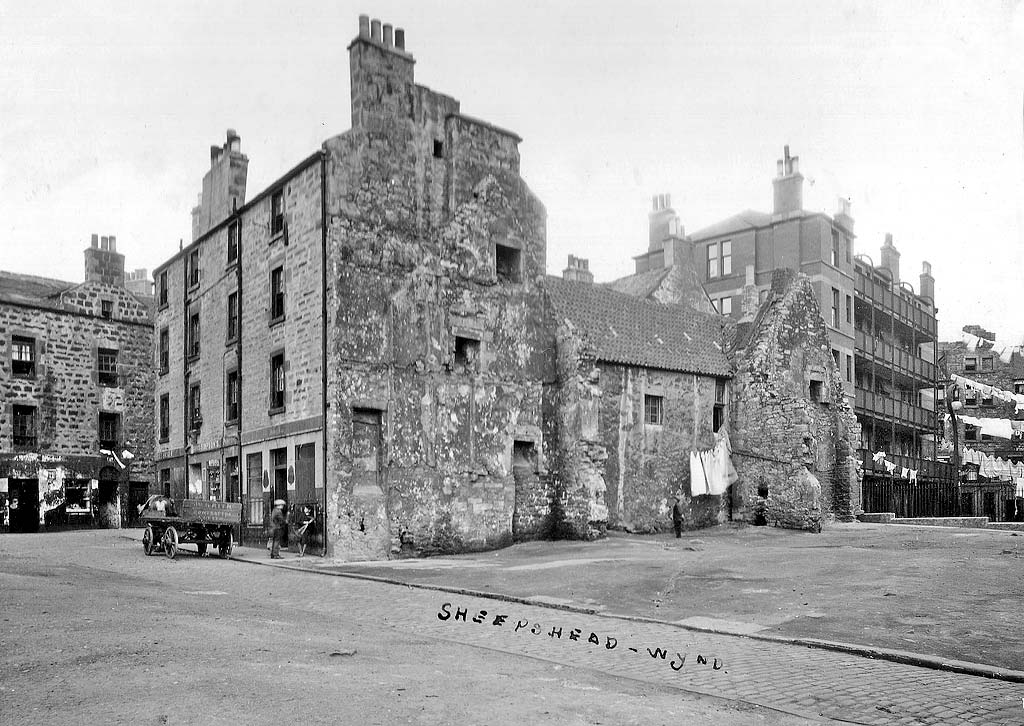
{"left": 297, "top": 505, "right": 315, "bottom": 557}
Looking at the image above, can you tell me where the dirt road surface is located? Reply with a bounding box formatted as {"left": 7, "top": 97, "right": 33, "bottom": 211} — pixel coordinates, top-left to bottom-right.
{"left": 1, "top": 531, "right": 813, "bottom": 726}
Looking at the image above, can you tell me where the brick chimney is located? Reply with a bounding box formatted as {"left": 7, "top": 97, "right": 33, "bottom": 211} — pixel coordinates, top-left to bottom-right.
{"left": 919, "top": 260, "right": 934, "bottom": 302}
{"left": 772, "top": 145, "right": 803, "bottom": 217}
{"left": 562, "top": 255, "right": 594, "bottom": 284}
{"left": 191, "top": 129, "right": 248, "bottom": 241}
{"left": 84, "top": 233, "right": 125, "bottom": 286}
{"left": 648, "top": 193, "right": 682, "bottom": 251}
{"left": 349, "top": 15, "right": 416, "bottom": 132}
{"left": 834, "top": 196, "right": 854, "bottom": 237}
{"left": 880, "top": 233, "right": 900, "bottom": 283}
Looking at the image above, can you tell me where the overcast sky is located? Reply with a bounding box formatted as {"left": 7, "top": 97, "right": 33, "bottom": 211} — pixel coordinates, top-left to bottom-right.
{"left": 2, "top": 0, "right": 1022, "bottom": 341}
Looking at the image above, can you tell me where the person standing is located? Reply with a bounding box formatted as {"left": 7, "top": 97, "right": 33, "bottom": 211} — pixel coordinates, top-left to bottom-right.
{"left": 672, "top": 496, "right": 684, "bottom": 539}
{"left": 269, "top": 499, "right": 287, "bottom": 559}
{"left": 296, "top": 505, "right": 315, "bottom": 557}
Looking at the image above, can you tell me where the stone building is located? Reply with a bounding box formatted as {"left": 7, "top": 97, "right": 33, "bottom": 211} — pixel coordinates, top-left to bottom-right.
{"left": 613, "top": 152, "right": 945, "bottom": 519}
{"left": 543, "top": 275, "right": 733, "bottom": 535}
{"left": 0, "top": 235, "right": 155, "bottom": 532}
{"left": 623, "top": 149, "right": 857, "bottom": 398}
{"left": 729, "top": 269, "right": 861, "bottom": 530}
{"left": 153, "top": 16, "right": 549, "bottom": 559}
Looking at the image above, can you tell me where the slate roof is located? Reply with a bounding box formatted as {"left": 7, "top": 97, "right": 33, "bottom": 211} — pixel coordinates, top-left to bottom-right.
{"left": 605, "top": 267, "right": 670, "bottom": 299}
{"left": 0, "top": 271, "right": 73, "bottom": 307}
{"left": 688, "top": 209, "right": 773, "bottom": 241}
{"left": 543, "top": 276, "right": 731, "bottom": 377}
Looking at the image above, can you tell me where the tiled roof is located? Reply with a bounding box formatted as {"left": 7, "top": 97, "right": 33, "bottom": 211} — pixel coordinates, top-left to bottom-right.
{"left": 689, "top": 209, "right": 773, "bottom": 241}
{"left": 0, "top": 271, "right": 73, "bottom": 307}
{"left": 605, "top": 267, "right": 670, "bottom": 299}
{"left": 543, "top": 276, "right": 731, "bottom": 377}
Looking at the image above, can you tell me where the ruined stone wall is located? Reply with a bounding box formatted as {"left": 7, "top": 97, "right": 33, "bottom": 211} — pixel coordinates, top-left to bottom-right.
{"left": 730, "top": 272, "right": 861, "bottom": 531}
{"left": 543, "top": 315, "right": 608, "bottom": 540}
{"left": 320, "top": 36, "right": 549, "bottom": 560}
{"left": 596, "top": 364, "right": 726, "bottom": 533}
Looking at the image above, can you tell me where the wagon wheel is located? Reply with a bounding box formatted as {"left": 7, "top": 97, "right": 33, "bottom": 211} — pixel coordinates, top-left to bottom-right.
{"left": 142, "top": 525, "right": 156, "bottom": 556}
{"left": 162, "top": 526, "right": 179, "bottom": 560}
{"left": 218, "top": 530, "right": 233, "bottom": 559}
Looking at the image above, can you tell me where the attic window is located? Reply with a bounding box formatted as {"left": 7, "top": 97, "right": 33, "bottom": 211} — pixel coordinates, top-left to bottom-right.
{"left": 809, "top": 379, "right": 824, "bottom": 402}
{"left": 100, "top": 300, "right": 113, "bottom": 319}
{"left": 433, "top": 140, "right": 444, "bottom": 158}
{"left": 454, "top": 336, "right": 480, "bottom": 370}
{"left": 495, "top": 244, "right": 521, "bottom": 283}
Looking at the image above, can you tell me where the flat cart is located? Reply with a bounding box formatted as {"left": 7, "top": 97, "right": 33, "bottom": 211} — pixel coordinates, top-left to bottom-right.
{"left": 141, "top": 500, "right": 242, "bottom": 560}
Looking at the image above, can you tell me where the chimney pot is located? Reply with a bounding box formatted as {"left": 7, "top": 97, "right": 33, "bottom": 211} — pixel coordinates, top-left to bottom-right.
{"left": 91, "top": 233, "right": 99, "bottom": 248}
{"left": 210, "top": 145, "right": 221, "bottom": 164}
{"left": 358, "top": 14, "right": 370, "bottom": 38}
{"left": 665, "top": 193, "right": 671, "bottom": 208}
{"left": 100, "top": 236, "right": 109, "bottom": 250}
{"left": 383, "top": 23, "right": 393, "bottom": 48}
{"left": 109, "top": 235, "right": 116, "bottom": 252}
{"left": 395, "top": 28, "right": 405, "bottom": 49}
{"left": 791, "top": 156, "right": 800, "bottom": 175}
{"left": 884, "top": 232, "right": 893, "bottom": 247}
{"left": 651, "top": 195, "right": 658, "bottom": 211}
{"left": 371, "top": 18, "right": 382, "bottom": 43}
{"left": 776, "top": 159, "right": 784, "bottom": 177}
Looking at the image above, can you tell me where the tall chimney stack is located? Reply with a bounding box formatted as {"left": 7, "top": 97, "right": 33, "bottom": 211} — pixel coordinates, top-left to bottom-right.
{"left": 880, "top": 233, "right": 900, "bottom": 283}
{"left": 772, "top": 145, "right": 804, "bottom": 217}
{"left": 919, "top": 260, "right": 934, "bottom": 302}
{"left": 562, "top": 255, "right": 594, "bottom": 284}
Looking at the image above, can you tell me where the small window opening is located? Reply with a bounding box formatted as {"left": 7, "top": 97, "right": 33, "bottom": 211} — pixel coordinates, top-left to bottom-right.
{"left": 713, "top": 379, "right": 726, "bottom": 432}
{"left": 100, "top": 300, "right": 113, "bottom": 319}
{"left": 644, "top": 394, "right": 664, "bottom": 425}
{"left": 495, "top": 244, "right": 521, "bottom": 283}
{"left": 433, "top": 140, "right": 444, "bottom": 158}
{"left": 809, "top": 380, "right": 824, "bottom": 402}
{"left": 454, "top": 336, "right": 480, "bottom": 370}
{"left": 513, "top": 440, "right": 536, "bottom": 470}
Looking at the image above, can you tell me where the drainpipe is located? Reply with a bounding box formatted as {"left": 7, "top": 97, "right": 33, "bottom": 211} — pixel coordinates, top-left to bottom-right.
{"left": 235, "top": 209, "right": 244, "bottom": 545}
{"left": 182, "top": 255, "right": 190, "bottom": 504}
{"left": 320, "top": 148, "right": 329, "bottom": 557}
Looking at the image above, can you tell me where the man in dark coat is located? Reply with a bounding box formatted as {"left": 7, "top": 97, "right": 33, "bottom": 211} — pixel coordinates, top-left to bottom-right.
{"left": 672, "top": 496, "right": 684, "bottom": 539}
{"left": 269, "top": 499, "right": 287, "bottom": 559}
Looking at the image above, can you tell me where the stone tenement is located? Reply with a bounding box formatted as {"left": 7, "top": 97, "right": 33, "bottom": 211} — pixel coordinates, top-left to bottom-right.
{"left": 0, "top": 243, "right": 155, "bottom": 531}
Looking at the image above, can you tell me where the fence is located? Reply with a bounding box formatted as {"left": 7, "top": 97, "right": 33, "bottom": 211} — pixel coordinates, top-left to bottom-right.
{"left": 862, "top": 475, "right": 1017, "bottom": 521}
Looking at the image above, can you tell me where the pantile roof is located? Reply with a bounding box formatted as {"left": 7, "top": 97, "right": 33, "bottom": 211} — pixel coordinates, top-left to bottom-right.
{"left": 544, "top": 276, "right": 731, "bottom": 377}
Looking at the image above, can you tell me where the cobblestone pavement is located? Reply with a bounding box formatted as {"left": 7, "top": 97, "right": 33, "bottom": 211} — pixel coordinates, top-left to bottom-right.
{"left": 235, "top": 552, "right": 1024, "bottom": 725}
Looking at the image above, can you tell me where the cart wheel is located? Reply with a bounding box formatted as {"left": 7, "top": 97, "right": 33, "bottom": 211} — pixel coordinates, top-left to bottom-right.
{"left": 142, "top": 525, "right": 156, "bottom": 556}
{"left": 218, "top": 535, "right": 233, "bottom": 559}
{"left": 162, "top": 526, "right": 179, "bottom": 559}
{"left": 196, "top": 542, "right": 208, "bottom": 557}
